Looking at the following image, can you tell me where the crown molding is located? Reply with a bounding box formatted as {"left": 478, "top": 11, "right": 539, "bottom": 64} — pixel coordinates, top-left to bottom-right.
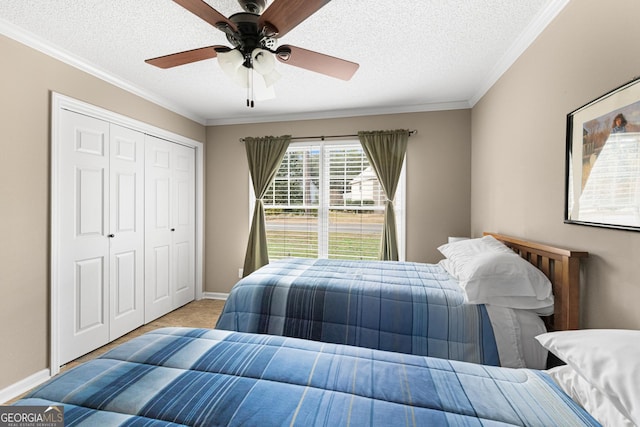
{"left": 206, "top": 100, "right": 472, "bottom": 126}
{"left": 0, "top": 18, "right": 207, "bottom": 125}
{"left": 469, "top": 0, "right": 570, "bottom": 106}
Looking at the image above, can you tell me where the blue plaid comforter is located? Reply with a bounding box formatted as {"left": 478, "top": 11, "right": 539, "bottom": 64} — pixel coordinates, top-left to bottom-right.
{"left": 15, "top": 328, "right": 599, "bottom": 426}
{"left": 216, "top": 258, "right": 500, "bottom": 365}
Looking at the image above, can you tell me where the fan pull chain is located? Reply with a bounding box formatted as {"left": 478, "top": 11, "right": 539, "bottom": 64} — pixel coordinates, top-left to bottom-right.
{"left": 251, "top": 68, "right": 255, "bottom": 108}
{"left": 246, "top": 70, "right": 250, "bottom": 107}
{"left": 246, "top": 67, "right": 255, "bottom": 108}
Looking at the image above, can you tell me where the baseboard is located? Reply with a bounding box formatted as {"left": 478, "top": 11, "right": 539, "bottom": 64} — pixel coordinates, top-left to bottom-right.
{"left": 0, "top": 369, "right": 51, "bottom": 404}
{"left": 202, "top": 292, "right": 229, "bottom": 300}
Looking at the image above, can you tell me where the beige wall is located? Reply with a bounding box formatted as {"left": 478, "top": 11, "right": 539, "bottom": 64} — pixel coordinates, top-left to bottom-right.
{"left": 0, "top": 34, "right": 205, "bottom": 391}
{"left": 205, "top": 110, "right": 472, "bottom": 294}
{"left": 471, "top": 0, "right": 640, "bottom": 329}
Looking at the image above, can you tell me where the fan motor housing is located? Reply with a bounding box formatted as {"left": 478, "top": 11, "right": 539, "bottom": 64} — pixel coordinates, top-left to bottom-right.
{"left": 227, "top": 12, "right": 275, "bottom": 54}
{"left": 238, "top": 0, "right": 266, "bottom": 14}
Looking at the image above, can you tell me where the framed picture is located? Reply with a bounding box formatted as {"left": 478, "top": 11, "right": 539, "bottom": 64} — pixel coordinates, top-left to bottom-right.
{"left": 565, "top": 77, "right": 640, "bottom": 231}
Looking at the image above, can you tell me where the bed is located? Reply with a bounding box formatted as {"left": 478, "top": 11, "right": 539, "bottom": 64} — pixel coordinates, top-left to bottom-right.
{"left": 215, "top": 233, "right": 589, "bottom": 368}
{"left": 15, "top": 326, "right": 637, "bottom": 426}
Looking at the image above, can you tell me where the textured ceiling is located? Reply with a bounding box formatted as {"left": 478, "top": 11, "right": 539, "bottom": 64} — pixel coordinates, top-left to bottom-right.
{"left": 0, "top": 0, "right": 566, "bottom": 125}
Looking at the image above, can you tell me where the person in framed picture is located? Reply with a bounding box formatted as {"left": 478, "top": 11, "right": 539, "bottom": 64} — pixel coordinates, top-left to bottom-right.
{"left": 611, "top": 113, "right": 628, "bottom": 133}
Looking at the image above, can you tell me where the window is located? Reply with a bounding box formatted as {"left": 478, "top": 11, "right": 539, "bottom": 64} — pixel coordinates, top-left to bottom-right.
{"left": 257, "top": 140, "right": 405, "bottom": 260}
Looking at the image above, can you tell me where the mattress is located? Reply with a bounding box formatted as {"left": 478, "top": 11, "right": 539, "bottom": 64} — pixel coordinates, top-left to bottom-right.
{"left": 14, "top": 327, "right": 599, "bottom": 426}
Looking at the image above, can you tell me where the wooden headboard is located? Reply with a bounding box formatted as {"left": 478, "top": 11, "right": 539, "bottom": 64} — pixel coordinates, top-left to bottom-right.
{"left": 483, "top": 232, "right": 589, "bottom": 331}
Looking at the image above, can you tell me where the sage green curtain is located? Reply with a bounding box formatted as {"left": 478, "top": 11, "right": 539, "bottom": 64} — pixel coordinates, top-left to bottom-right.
{"left": 358, "top": 130, "right": 409, "bottom": 261}
{"left": 242, "top": 135, "right": 291, "bottom": 276}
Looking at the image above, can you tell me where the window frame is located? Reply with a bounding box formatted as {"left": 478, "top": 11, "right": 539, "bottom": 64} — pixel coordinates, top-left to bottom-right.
{"left": 249, "top": 139, "right": 406, "bottom": 261}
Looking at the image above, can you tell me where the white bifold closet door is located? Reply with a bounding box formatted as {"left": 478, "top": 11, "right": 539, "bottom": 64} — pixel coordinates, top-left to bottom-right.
{"left": 144, "top": 135, "right": 196, "bottom": 323}
{"left": 58, "top": 110, "right": 145, "bottom": 364}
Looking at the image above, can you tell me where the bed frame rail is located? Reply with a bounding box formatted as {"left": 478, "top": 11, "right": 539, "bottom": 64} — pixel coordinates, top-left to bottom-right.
{"left": 483, "top": 232, "right": 588, "bottom": 331}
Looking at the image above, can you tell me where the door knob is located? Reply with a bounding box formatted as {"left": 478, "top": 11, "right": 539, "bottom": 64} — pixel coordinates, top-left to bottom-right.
{"left": 171, "top": 228, "right": 176, "bottom": 231}
{"left": 108, "top": 234, "right": 115, "bottom": 238}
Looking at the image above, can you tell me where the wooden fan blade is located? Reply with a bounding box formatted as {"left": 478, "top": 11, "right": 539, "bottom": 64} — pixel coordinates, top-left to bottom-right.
{"left": 173, "top": 0, "right": 237, "bottom": 33}
{"left": 276, "top": 45, "right": 359, "bottom": 81}
{"left": 146, "top": 45, "right": 228, "bottom": 68}
{"left": 259, "top": 0, "right": 331, "bottom": 38}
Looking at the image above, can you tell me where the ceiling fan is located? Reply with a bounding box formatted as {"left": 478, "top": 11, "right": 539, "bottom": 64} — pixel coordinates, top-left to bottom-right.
{"left": 145, "top": 0, "right": 360, "bottom": 107}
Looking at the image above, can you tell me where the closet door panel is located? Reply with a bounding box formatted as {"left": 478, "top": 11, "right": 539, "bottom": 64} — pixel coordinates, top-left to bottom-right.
{"left": 77, "top": 168, "right": 106, "bottom": 235}
{"left": 109, "top": 124, "right": 145, "bottom": 339}
{"left": 152, "top": 245, "right": 171, "bottom": 298}
{"left": 114, "top": 250, "right": 136, "bottom": 313}
{"left": 75, "top": 257, "right": 106, "bottom": 331}
{"left": 59, "top": 110, "right": 110, "bottom": 364}
{"left": 145, "top": 136, "right": 174, "bottom": 322}
{"left": 172, "top": 144, "right": 196, "bottom": 309}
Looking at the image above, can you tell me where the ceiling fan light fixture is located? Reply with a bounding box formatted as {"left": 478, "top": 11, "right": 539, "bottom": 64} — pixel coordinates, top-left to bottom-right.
{"left": 217, "top": 49, "right": 247, "bottom": 87}
{"left": 251, "top": 48, "right": 281, "bottom": 87}
{"left": 218, "top": 48, "right": 277, "bottom": 106}
{"left": 218, "top": 48, "right": 281, "bottom": 89}
{"left": 252, "top": 72, "right": 276, "bottom": 101}
{"left": 261, "top": 69, "right": 281, "bottom": 88}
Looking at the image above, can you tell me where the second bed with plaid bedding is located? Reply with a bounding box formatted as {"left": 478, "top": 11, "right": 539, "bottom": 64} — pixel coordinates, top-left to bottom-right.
{"left": 216, "top": 258, "right": 500, "bottom": 365}
{"left": 15, "top": 327, "right": 599, "bottom": 426}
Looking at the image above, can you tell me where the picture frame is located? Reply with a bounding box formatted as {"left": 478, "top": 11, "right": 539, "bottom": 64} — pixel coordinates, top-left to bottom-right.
{"left": 565, "top": 77, "right": 640, "bottom": 231}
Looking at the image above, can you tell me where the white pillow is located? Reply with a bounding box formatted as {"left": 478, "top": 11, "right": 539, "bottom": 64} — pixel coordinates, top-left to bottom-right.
{"left": 441, "top": 251, "right": 554, "bottom": 313}
{"left": 537, "top": 329, "right": 640, "bottom": 426}
{"left": 547, "top": 365, "right": 634, "bottom": 427}
{"left": 438, "top": 235, "right": 513, "bottom": 260}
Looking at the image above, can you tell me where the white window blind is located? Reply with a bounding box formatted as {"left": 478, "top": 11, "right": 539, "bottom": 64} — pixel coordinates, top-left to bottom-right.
{"left": 261, "top": 140, "right": 405, "bottom": 260}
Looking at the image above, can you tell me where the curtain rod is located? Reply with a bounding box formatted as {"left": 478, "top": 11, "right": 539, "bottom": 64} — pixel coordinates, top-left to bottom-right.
{"left": 239, "top": 129, "right": 417, "bottom": 143}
